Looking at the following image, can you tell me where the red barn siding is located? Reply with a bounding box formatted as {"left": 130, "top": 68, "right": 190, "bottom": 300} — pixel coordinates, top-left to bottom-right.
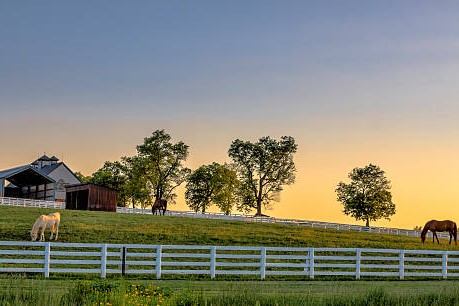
{"left": 66, "top": 183, "right": 117, "bottom": 212}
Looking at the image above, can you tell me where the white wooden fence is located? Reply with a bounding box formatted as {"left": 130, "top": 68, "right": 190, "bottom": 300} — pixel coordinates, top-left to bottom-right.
{"left": 117, "top": 207, "right": 446, "bottom": 240}
{"left": 0, "top": 197, "right": 64, "bottom": 209}
{"left": 1, "top": 241, "right": 458, "bottom": 280}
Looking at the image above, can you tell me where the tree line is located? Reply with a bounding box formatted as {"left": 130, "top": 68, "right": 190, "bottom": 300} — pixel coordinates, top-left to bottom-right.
{"left": 76, "top": 129, "right": 396, "bottom": 225}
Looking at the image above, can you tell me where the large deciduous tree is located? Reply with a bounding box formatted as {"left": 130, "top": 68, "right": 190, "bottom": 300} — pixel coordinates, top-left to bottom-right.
{"left": 136, "top": 129, "right": 191, "bottom": 203}
{"left": 228, "top": 136, "right": 297, "bottom": 216}
{"left": 120, "top": 156, "right": 151, "bottom": 209}
{"left": 185, "top": 163, "right": 239, "bottom": 214}
{"left": 336, "top": 164, "right": 396, "bottom": 227}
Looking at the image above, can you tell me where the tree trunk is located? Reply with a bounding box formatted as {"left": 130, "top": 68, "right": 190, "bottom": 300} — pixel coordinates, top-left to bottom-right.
{"left": 366, "top": 219, "right": 370, "bottom": 227}
{"left": 255, "top": 199, "right": 262, "bottom": 216}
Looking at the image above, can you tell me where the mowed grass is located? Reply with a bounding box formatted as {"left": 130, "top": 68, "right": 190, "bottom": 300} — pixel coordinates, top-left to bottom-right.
{"left": 0, "top": 205, "right": 457, "bottom": 251}
{"left": 2, "top": 277, "right": 459, "bottom": 305}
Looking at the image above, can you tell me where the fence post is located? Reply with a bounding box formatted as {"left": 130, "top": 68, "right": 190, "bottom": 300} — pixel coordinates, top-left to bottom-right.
{"left": 101, "top": 244, "right": 107, "bottom": 279}
{"left": 44, "top": 242, "right": 51, "bottom": 278}
{"left": 156, "top": 245, "right": 162, "bottom": 279}
{"left": 399, "top": 250, "right": 405, "bottom": 280}
{"left": 121, "top": 247, "right": 126, "bottom": 276}
{"left": 442, "top": 251, "right": 448, "bottom": 279}
{"left": 210, "top": 246, "right": 216, "bottom": 279}
{"left": 260, "top": 247, "right": 266, "bottom": 280}
{"left": 309, "top": 248, "right": 315, "bottom": 279}
{"left": 304, "top": 250, "right": 309, "bottom": 274}
{"left": 356, "top": 249, "right": 361, "bottom": 280}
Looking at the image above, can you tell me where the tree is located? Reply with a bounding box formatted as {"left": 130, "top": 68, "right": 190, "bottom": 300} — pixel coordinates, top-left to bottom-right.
{"left": 336, "top": 164, "right": 396, "bottom": 227}
{"left": 185, "top": 163, "right": 239, "bottom": 214}
{"left": 89, "top": 161, "right": 127, "bottom": 206}
{"left": 74, "top": 171, "right": 90, "bottom": 183}
{"left": 228, "top": 136, "right": 297, "bottom": 216}
{"left": 120, "top": 156, "right": 151, "bottom": 209}
{"left": 212, "top": 164, "right": 240, "bottom": 215}
{"left": 136, "top": 129, "right": 191, "bottom": 204}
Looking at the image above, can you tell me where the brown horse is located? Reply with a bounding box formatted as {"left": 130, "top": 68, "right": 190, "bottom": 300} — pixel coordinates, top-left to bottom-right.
{"left": 152, "top": 199, "right": 167, "bottom": 216}
{"left": 421, "top": 220, "right": 457, "bottom": 245}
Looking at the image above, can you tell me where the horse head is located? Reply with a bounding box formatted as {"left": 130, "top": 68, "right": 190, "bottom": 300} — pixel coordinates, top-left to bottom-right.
{"left": 420, "top": 225, "right": 429, "bottom": 243}
{"left": 420, "top": 231, "right": 426, "bottom": 243}
{"left": 30, "top": 231, "right": 38, "bottom": 241}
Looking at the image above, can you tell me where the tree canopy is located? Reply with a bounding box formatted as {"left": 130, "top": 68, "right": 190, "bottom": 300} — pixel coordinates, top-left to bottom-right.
{"left": 86, "top": 129, "right": 190, "bottom": 208}
{"left": 228, "top": 136, "right": 297, "bottom": 216}
{"left": 185, "top": 163, "right": 239, "bottom": 214}
{"left": 136, "top": 129, "right": 191, "bottom": 203}
{"left": 336, "top": 164, "right": 396, "bottom": 227}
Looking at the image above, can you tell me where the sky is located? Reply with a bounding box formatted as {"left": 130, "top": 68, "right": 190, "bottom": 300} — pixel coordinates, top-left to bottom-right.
{"left": 1, "top": 1, "right": 459, "bottom": 230}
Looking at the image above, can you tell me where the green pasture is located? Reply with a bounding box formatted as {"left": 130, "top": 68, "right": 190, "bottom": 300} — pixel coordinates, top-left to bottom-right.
{"left": 2, "top": 206, "right": 459, "bottom": 305}
{"left": 0, "top": 206, "right": 456, "bottom": 250}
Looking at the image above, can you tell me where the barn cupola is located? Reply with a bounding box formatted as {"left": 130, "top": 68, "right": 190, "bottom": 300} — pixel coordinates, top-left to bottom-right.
{"left": 32, "top": 155, "right": 59, "bottom": 169}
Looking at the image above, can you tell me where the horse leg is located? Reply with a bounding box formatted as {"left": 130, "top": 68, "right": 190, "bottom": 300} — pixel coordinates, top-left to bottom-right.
{"left": 55, "top": 223, "right": 59, "bottom": 240}
{"left": 50, "top": 224, "right": 54, "bottom": 240}
{"left": 434, "top": 232, "right": 440, "bottom": 244}
{"left": 40, "top": 227, "right": 45, "bottom": 242}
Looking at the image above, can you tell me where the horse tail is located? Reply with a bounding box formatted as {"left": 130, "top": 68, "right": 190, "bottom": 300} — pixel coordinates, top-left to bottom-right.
{"left": 454, "top": 222, "right": 458, "bottom": 243}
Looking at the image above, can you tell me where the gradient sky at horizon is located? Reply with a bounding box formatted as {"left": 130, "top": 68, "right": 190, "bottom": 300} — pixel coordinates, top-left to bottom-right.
{"left": 1, "top": 1, "right": 459, "bottom": 229}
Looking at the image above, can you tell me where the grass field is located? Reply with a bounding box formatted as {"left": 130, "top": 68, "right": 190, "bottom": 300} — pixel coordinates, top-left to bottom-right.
{"left": 1, "top": 205, "right": 456, "bottom": 250}
{"left": 1, "top": 206, "right": 459, "bottom": 305}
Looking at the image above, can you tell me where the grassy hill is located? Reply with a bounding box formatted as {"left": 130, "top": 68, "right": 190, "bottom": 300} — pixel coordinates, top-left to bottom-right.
{"left": 0, "top": 206, "right": 456, "bottom": 251}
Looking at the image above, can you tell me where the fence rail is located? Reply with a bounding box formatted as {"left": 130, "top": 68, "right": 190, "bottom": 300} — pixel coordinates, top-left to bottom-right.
{"left": 117, "top": 207, "right": 444, "bottom": 240}
{"left": 0, "top": 197, "right": 444, "bottom": 240}
{"left": 0, "top": 197, "right": 64, "bottom": 209}
{"left": 0, "top": 241, "right": 458, "bottom": 280}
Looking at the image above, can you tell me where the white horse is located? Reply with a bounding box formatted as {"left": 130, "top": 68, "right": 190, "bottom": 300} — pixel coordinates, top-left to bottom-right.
{"left": 30, "top": 212, "right": 61, "bottom": 241}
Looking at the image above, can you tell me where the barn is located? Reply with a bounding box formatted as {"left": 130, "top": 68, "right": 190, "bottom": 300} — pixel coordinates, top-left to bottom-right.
{"left": 0, "top": 155, "right": 81, "bottom": 202}
{"left": 65, "top": 183, "right": 117, "bottom": 212}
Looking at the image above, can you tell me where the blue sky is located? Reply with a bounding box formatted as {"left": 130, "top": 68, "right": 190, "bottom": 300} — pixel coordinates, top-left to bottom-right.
{"left": 1, "top": 2, "right": 459, "bottom": 228}
{"left": 3, "top": 1, "right": 458, "bottom": 118}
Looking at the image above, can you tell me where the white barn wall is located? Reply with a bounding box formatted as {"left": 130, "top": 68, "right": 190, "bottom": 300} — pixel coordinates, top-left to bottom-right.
{"left": 47, "top": 164, "right": 80, "bottom": 202}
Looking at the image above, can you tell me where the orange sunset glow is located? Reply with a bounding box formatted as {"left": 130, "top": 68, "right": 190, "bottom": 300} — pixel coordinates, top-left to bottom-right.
{"left": 2, "top": 2, "right": 459, "bottom": 230}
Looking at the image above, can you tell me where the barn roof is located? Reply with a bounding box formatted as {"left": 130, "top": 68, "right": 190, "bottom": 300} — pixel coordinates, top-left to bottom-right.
{"left": 0, "top": 165, "right": 55, "bottom": 187}
{"left": 39, "top": 162, "right": 63, "bottom": 175}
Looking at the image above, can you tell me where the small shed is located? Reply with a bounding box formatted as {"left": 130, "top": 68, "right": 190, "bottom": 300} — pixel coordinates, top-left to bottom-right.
{"left": 65, "top": 183, "right": 117, "bottom": 212}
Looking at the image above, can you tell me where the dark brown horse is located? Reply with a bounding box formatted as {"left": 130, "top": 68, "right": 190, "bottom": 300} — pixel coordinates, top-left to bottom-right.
{"left": 152, "top": 199, "right": 167, "bottom": 216}
{"left": 421, "top": 220, "right": 457, "bottom": 245}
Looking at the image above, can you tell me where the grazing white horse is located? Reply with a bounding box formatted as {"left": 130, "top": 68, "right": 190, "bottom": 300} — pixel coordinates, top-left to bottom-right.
{"left": 30, "top": 212, "right": 61, "bottom": 241}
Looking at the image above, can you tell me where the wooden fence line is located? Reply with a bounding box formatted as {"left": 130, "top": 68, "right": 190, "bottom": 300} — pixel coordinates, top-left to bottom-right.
{"left": 0, "top": 197, "right": 64, "bottom": 209}
{"left": 1, "top": 241, "right": 458, "bottom": 280}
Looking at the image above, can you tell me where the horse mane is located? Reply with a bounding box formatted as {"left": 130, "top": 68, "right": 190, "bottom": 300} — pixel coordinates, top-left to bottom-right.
{"left": 420, "top": 225, "right": 429, "bottom": 238}
{"left": 30, "top": 215, "right": 44, "bottom": 236}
